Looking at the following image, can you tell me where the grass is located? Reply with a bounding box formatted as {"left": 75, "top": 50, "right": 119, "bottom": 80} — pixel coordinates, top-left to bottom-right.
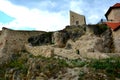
{"left": 0, "top": 52, "right": 28, "bottom": 79}
{"left": 67, "top": 59, "right": 87, "bottom": 68}
{"left": 89, "top": 58, "right": 120, "bottom": 78}
{"left": 8, "top": 59, "right": 28, "bottom": 74}
{"left": 1, "top": 51, "right": 120, "bottom": 79}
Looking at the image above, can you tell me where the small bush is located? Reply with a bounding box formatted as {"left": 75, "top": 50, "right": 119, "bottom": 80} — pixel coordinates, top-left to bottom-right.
{"left": 68, "top": 59, "right": 86, "bottom": 67}
{"left": 89, "top": 24, "right": 108, "bottom": 35}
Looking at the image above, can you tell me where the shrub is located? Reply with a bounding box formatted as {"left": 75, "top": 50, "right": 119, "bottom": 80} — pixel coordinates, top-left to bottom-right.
{"left": 68, "top": 59, "right": 86, "bottom": 67}
{"left": 89, "top": 24, "right": 108, "bottom": 35}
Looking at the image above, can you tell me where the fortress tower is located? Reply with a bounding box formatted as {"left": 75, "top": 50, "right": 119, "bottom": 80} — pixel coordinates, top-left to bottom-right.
{"left": 70, "top": 11, "right": 86, "bottom": 26}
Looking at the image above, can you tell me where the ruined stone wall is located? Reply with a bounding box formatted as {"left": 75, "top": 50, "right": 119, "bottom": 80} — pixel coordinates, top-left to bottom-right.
{"left": 0, "top": 28, "right": 44, "bottom": 61}
{"left": 112, "top": 29, "right": 120, "bottom": 52}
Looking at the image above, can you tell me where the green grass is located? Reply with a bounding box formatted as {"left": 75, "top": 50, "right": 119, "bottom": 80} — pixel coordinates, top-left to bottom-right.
{"left": 90, "top": 58, "right": 120, "bottom": 78}
{"left": 1, "top": 51, "right": 120, "bottom": 79}
{"left": 67, "top": 59, "right": 86, "bottom": 67}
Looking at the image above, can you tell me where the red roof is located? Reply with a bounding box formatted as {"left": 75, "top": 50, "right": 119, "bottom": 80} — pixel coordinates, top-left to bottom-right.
{"left": 105, "top": 22, "right": 120, "bottom": 30}
{"left": 112, "top": 3, "right": 120, "bottom": 7}
{"left": 105, "top": 3, "right": 120, "bottom": 19}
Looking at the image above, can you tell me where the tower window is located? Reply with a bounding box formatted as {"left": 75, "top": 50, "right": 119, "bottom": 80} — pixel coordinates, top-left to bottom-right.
{"left": 76, "top": 21, "right": 79, "bottom": 25}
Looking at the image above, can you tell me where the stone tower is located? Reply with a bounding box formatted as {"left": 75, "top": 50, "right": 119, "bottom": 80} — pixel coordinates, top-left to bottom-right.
{"left": 70, "top": 11, "right": 86, "bottom": 26}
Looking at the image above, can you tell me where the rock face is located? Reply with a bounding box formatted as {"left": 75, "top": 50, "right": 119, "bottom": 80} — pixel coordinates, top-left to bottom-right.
{"left": 0, "top": 25, "right": 120, "bottom": 80}
{"left": 64, "top": 25, "right": 85, "bottom": 41}
{"left": 2, "top": 51, "right": 117, "bottom": 80}
{"left": 25, "top": 44, "right": 54, "bottom": 57}
{"left": 101, "top": 28, "right": 114, "bottom": 53}
{"left": 69, "top": 33, "right": 100, "bottom": 53}
{"left": 0, "top": 25, "right": 116, "bottom": 64}
{"left": 112, "top": 29, "right": 120, "bottom": 53}
{"left": 28, "top": 25, "right": 85, "bottom": 48}
{"left": 28, "top": 32, "right": 53, "bottom": 46}
{"left": 52, "top": 31, "right": 69, "bottom": 48}
{"left": 52, "top": 25, "right": 85, "bottom": 48}
{"left": 26, "top": 25, "right": 112, "bottom": 59}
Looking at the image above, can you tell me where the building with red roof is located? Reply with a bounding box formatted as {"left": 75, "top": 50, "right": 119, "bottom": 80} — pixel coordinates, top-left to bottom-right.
{"left": 105, "top": 22, "right": 120, "bottom": 30}
{"left": 104, "top": 3, "right": 120, "bottom": 53}
{"left": 105, "top": 3, "right": 120, "bottom": 31}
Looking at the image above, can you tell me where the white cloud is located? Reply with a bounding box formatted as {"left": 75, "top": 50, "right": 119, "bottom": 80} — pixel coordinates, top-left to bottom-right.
{"left": 88, "top": 15, "right": 99, "bottom": 24}
{"left": 0, "top": 0, "right": 68, "bottom": 31}
{"left": 70, "top": 0, "right": 84, "bottom": 14}
{"left": 0, "top": 0, "right": 119, "bottom": 31}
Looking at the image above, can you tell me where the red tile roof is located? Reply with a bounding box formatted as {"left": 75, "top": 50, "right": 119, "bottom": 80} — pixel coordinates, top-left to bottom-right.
{"left": 105, "top": 3, "right": 120, "bottom": 19}
{"left": 112, "top": 3, "right": 120, "bottom": 7}
{"left": 105, "top": 22, "right": 120, "bottom": 30}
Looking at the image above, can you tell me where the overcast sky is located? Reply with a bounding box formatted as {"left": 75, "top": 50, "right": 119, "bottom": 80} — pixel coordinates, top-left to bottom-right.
{"left": 0, "top": 0, "right": 119, "bottom": 31}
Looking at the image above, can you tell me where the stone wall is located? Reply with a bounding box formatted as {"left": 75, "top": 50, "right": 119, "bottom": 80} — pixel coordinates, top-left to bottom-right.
{"left": 0, "top": 27, "right": 44, "bottom": 62}
{"left": 112, "top": 29, "right": 120, "bottom": 52}
{"left": 107, "top": 8, "right": 120, "bottom": 22}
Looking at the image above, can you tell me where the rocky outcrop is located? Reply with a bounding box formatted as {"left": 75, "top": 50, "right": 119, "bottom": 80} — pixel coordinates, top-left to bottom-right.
{"left": 69, "top": 33, "right": 101, "bottom": 53}
{"left": 25, "top": 44, "right": 54, "bottom": 57}
{"left": 52, "top": 25, "right": 85, "bottom": 48}
{"left": 28, "top": 25, "right": 85, "bottom": 48}
{"left": 63, "top": 25, "right": 85, "bottom": 41}
{"left": 101, "top": 28, "right": 114, "bottom": 53}
{"left": 3, "top": 52, "right": 82, "bottom": 80}
{"left": 2, "top": 51, "right": 118, "bottom": 80}
{"left": 0, "top": 25, "right": 120, "bottom": 80}
{"left": 26, "top": 25, "right": 112, "bottom": 59}
{"left": 28, "top": 32, "right": 53, "bottom": 46}
{"left": 83, "top": 27, "right": 114, "bottom": 53}
{"left": 52, "top": 31, "right": 69, "bottom": 48}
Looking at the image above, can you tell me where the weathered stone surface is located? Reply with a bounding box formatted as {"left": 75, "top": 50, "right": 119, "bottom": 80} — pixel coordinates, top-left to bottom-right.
{"left": 25, "top": 44, "right": 54, "bottom": 57}
{"left": 112, "top": 29, "right": 120, "bottom": 53}
{"left": 0, "top": 25, "right": 120, "bottom": 80}
{"left": 64, "top": 25, "right": 85, "bottom": 41}
{"left": 71, "top": 33, "right": 101, "bottom": 53}
{"left": 74, "top": 27, "right": 114, "bottom": 54}
{"left": 28, "top": 32, "right": 53, "bottom": 46}
{"left": 52, "top": 25, "right": 85, "bottom": 48}
{"left": 0, "top": 27, "right": 44, "bottom": 64}
{"left": 101, "top": 28, "right": 114, "bottom": 53}
{"left": 52, "top": 31, "right": 69, "bottom": 48}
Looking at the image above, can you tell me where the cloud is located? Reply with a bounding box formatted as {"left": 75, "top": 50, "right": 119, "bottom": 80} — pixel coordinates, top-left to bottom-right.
{"left": 0, "top": 0, "right": 120, "bottom": 31}
{"left": 0, "top": 0, "right": 69, "bottom": 31}
{"left": 9, "top": 0, "right": 70, "bottom": 12}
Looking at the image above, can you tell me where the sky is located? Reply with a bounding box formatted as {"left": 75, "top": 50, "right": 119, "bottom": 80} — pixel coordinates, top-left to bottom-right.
{"left": 0, "top": 0, "right": 119, "bottom": 31}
